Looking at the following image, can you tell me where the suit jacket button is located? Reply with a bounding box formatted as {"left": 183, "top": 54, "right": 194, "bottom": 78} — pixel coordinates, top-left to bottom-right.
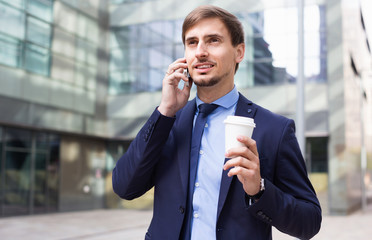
{"left": 179, "top": 206, "right": 185, "bottom": 214}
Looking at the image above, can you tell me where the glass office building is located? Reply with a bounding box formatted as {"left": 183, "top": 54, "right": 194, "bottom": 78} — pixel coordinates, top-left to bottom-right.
{"left": 0, "top": 0, "right": 371, "bottom": 217}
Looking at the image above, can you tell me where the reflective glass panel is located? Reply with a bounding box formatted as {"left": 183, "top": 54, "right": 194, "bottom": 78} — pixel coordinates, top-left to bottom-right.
{"left": 33, "top": 152, "right": 47, "bottom": 213}
{"left": 3, "top": 150, "right": 31, "bottom": 216}
{"left": 0, "top": 3, "right": 25, "bottom": 39}
{"left": 0, "top": 127, "right": 2, "bottom": 210}
{"left": 6, "top": 0, "right": 26, "bottom": 9}
{"left": 77, "top": 15, "right": 98, "bottom": 44}
{"left": 235, "top": 62, "right": 254, "bottom": 88}
{"left": 111, "top": 0, "right": 151, "bottom": 4}
{"left": 110, "top": 47, "right": 136, "bottom": 71}
{"left": 26, "top": 16, "right": 52, "bottom": 48}
{"left": 109, "top": 71, "right": 123, "bottom": 94}
{"left": 75, "top": 62, "right": 87, "bottom": 87}
{"left": 76, "top": 38, "right": 97, "bottom": 66}
{"left": 110, "top": 26, "right": 136, "bottom": 48}
{"left": 109, "top": 20, "right": 182, "bottom": 94}
{"left": 35, "top": 132, "right": 49, "bottom": 151}
{"left": 85, "top": 66, "right": 97, "bottom": 90}
{"left": 47, "top": 134, "right": 59, "bottom": 212}
{"left": 109, "top": 5, "right": 327, "bottom": 93}
{"left": 28, "top": 0, "right": 53, "bottom": 23}
{"left": 24, "top": 43, "right": 50, "bottom": 76}
{"left": 307, "top": 137, "right": 328, "bottom": 173}
{"left": 0, "top": 33, "right": 23, "bottom": 67}
{"left": 5, "top": 128, "right": 32, "bottom": 149}
{"left": 110, "top": 69, "right": 139, "bottom": 94}
{"left": 1, "top": 130, "right": 60, "bottom": 216}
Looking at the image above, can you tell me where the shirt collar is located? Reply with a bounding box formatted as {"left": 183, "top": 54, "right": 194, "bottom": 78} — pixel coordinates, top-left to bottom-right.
{"left": 196, "top": 85, "right": 239, "bottom": 109}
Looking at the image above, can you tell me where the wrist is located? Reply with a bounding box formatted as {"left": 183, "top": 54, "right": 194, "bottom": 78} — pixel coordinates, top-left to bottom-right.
{"left": 158, "top": 105, "right": 176, "bottom": 117}
{"left": 248, "top": 178, "right": 265, "bottom": 203}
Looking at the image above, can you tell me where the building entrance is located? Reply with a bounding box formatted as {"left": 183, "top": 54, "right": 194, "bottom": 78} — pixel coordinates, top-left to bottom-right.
{"left": 0, "top": 127, "right": 60, "bottom": 217}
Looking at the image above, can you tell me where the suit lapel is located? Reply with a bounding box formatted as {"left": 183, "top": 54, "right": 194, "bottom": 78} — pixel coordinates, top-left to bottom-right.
{"left": 175, "top": 99, "right": 196, "bottom": 198}
{"left": 217, "top": 93, "right": 257, "bottom": 219}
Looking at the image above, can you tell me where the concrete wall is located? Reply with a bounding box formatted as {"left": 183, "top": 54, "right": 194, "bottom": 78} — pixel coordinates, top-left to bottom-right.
{"left": 327, "top": 0, "right": 372, "bottom": 214}
{"left": 59, "top": 135, "right": 106, "bottom": 211}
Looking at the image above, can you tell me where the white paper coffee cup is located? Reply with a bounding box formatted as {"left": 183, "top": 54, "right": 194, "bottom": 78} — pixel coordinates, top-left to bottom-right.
{"left": 224, "top": 116, "right": 256, "bottom": 152}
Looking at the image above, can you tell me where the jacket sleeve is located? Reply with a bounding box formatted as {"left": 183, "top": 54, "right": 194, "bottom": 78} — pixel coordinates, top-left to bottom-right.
{"left": 112, "top": 108, "right": 176, "bottom": 200}
{"left": 247, "top": 119, "right": 322, "bottom": 240}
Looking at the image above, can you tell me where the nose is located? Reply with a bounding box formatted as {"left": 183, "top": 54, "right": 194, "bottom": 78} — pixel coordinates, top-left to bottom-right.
{"left": 195, "top": 42, "right": 208, "bottom": 59}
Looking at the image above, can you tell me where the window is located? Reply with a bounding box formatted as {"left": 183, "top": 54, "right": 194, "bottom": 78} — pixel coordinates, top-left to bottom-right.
{"left": 24, "top": 43, "right": 50, "bottom": 76}
{"left": 109, "top": 21, "right": 183, "bottom": 94}
{"left": 243, "top": 5, "right": 327, "bottom": 86}
{"left": 306, "top": 137, "right": 328, "bottom": 173}
{"left": 0, "top": 33, "right": 23, "bottom": 67}
{"left": 27, "top": 0, "right": 53, "bottom": 23}
{"left": 6, "top": 0, "right": 26, "bottom": 9}
{"left": 26, "top": 16, "right": 52, "bottom": 48}
{"left": 111, "top": 0, "right": 153, "bottom": 4}
{"left": 0, "top": 1, "right": 53, "bottom": 77}
{"left": 73, "top": 12, "right": 99, "bottom": 90}
{"left": 0, "top": 127, "right": 3, "bottom": 212}
{"left": 0, "top": 127, "right": 60, "bottom": 217}
{"left": 76, "top": 38, "right": 97, "bottom": 66}
{"left": 109, "top": 5, "right": 327, "bottom": 94}
{"left": 3, "top": 128, "right": 32, "bottom": 216}
{"left": 0, "top": 3, "right": 25, "bottom": 39}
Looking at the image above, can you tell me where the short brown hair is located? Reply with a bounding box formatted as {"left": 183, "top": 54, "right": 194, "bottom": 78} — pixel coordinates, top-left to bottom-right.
{"left": 182, "top": 5, "right": 245, "bottom": 72}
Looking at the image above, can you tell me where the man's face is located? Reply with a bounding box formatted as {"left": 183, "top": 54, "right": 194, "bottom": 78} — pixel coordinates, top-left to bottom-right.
{"left": 184, "top": 18, "right": 244, "bottom": 88}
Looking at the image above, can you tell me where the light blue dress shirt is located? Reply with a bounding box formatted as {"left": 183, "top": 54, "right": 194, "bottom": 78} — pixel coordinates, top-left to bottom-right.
{"left": 190, "top": 86, "right": 239, "bottom": 240}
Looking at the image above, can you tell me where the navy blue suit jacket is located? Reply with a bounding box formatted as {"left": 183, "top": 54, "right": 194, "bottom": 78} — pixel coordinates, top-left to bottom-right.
{"left": 113, "top": 93, "right": 321, "bottom": 240}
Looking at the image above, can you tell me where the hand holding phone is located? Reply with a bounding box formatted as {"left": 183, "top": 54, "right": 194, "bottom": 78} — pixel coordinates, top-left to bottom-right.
{"left": 183, "top": 68, "right": 193, "bottom": 87}
{"left": 158, "top": 58, "right": 192, "bottom": 117}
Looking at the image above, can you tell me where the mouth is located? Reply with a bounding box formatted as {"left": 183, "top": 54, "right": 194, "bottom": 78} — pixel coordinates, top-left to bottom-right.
{"left": 194, "top": 62, "right": 215, "bottom": 74}
{"left": 196, "top": 64, "right": 214, "bottom": 69}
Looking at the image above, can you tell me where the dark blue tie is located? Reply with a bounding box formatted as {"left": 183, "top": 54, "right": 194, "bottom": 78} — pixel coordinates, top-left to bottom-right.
{"left": 182, "top": 103, "right": 218, "bottom": 239}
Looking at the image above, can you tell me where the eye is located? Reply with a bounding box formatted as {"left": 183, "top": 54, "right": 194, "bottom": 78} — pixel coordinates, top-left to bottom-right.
{"left": 209, "top": 37, "right": 221, "bottom": 44}
{"left": 186, "top": 39, "right": 198, "bottom": 46}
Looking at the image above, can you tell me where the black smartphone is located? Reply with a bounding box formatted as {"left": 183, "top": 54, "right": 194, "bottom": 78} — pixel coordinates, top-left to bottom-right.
{"left": 185, "top": 68, "right": 193, "bottom": 85}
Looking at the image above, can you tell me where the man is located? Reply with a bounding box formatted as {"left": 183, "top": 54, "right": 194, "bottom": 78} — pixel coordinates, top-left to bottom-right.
{"left": 113, "top": 5, "right": 321, "bottom": 240}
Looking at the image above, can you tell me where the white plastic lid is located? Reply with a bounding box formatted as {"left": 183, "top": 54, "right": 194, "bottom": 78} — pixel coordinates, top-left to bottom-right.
{"left": 223, "top": 116, "right": 256, "bottom": 127}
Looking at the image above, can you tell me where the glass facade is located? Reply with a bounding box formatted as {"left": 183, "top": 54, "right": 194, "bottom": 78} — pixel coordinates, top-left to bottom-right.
{"left": 0, "top": 127, "right": 60, "bottom": 217}
{"left": 0, "top": 0, "right": 53, "bottom": 76}
{"left": 110, "top": 0, "right": 153, "bottom": 4}
{"left": 50, "top": 2, "right": 99, "bottom": 93}
{"left": 110, "top": 20, "right": 183, "bottom": 94}
{"left": 0, "top": 0, "right": 99, "bottom": 94}
{"left": 109, "top": 5, "right": 327, "bottom": 94}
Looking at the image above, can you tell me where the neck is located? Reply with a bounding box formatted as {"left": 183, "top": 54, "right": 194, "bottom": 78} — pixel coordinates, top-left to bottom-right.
{"left": 197, "top": 82, "right": 234, "bottom": 103}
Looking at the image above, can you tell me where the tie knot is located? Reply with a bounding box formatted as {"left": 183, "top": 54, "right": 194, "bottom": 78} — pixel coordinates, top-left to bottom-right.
{"left": 198, "top": 103, "right": 218, "bottom": 116}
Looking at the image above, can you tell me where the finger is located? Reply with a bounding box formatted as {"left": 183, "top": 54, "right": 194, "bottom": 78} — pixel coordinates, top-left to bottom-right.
{"left": 166, "top": 72, "right": 189, "bottom": 85}
{"left": 166, "top": 59, "right": 187, "bottom": 75}
{"left": 237, "top": 136, "right": 259, "bottom": 157}
{"left": 227, "top": 165, "right": 253, "bottom": 178}
{"left": 238, "top": 136, "right": 258, "bottom": 156}
{"left": 223, "top": 156, "right": 257, "bottom": 171}
{"left": 166, "top": 64, "right": 187, "bottom": 76}
{"left": 225, "top": 146, "right": 258, "bottom": 165}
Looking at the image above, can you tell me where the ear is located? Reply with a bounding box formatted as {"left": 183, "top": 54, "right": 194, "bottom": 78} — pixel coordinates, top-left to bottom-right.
{"left": 235, "top": 43, "right": 245, "bottom": 63}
